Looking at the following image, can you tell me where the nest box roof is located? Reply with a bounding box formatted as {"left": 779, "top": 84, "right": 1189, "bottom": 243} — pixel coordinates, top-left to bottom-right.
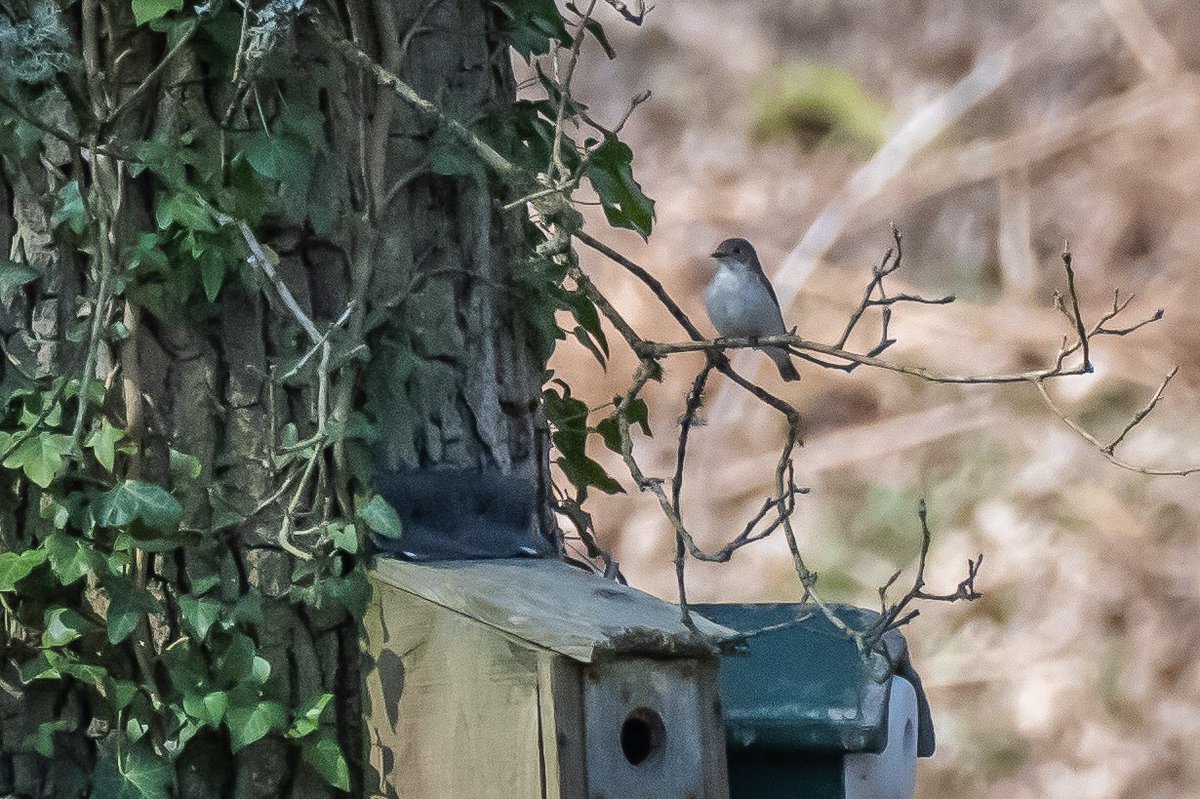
{"left": 371, "top": 557, "right": 734, "bottom": 663}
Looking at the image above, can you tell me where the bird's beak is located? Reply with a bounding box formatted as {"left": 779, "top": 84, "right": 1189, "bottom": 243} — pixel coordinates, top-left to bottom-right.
{"left": 710, "top": 247, "right": 725, "bottom": 259}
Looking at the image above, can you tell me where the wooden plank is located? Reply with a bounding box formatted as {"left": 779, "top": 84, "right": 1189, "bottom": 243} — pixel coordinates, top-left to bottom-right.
{"left": 538, "top": 653, "right": 588, "bottom": 799}
{"left": 371, "top": 558, "right": 734, "bottom": 663}
{"left": 364, "top": 579, "right": 546, "bottom": 798}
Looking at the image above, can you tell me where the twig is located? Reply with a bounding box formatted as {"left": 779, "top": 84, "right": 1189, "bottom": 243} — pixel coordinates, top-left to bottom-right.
{"left": 102, "top": 18, "right": 201, "bottom": 131}
{"left": 230, "top": 220, "right": 321, "bottom": 344}
{"left": 1035, "top": 379, "right": 1200, "bottom": 476}
{"left": 863, "top": 500, "right": 982, "bottom": 651}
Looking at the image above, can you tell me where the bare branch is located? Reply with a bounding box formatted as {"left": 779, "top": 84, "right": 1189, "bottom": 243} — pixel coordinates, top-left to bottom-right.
{"left": 864, "top": 500, "right": 983, "bottom": 651}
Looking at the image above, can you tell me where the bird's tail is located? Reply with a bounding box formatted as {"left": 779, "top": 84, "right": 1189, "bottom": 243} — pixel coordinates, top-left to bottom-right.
{"left": 766, "top": 347, "right": 801, "bottom": 382}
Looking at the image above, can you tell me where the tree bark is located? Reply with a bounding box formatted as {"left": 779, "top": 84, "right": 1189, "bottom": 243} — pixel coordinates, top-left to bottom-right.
{"left": 0, "top": 0, "right": 551, "bottom": 795}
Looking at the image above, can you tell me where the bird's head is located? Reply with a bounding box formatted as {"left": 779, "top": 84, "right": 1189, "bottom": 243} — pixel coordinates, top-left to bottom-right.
{"left": 710, "top": 237, "right": 759, "bottom": 270}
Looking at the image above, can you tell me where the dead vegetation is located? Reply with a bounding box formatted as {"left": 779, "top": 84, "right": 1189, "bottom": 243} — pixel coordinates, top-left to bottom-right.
{"left": 549, "top": 1, "right": 1200, "bottom": 796}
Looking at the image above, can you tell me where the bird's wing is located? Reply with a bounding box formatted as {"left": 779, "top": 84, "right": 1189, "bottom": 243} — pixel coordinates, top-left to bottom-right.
{"left": 748, "top": 259, "right": 782, "bottom": 311}
{"left": 747, "top": 260, "right": 788, "bottom": 330}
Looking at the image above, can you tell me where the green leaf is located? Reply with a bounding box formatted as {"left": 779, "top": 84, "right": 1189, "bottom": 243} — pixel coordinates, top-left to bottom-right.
{"left": 0, "top": 260, "right": 40, "bottom": 303}
{"left": 104, "top": 573, "right": 159, "bottom": 643}
{"left": 494, "top": 0, "right": 572, "bottom": 59}
{"left": 226, "top": 700, "right": 287, "bottom": 752}
{"left": 555, "top": 452, "right": 624, "bottom": 495}
{"left": 95, "top": 480, "right": 183, "bottom": 531}
{"left": 0, "top": 548, "right": 48, "bottom": 592}
{"left": 625, "top": 397, "right": 652, "bottom": 437}
{"left": 584, "top": 17, "right": 616, "bottom": 59}
{"left": 563, "top": 291, "right": 608, "bottom": 357}
{"left": 287, "top": 692, "right": 333, "bottom": 739}
{"left": 317, "top": 571, "right": 371, "bottom": 618}
{"left": 25, "top": 719, "right": 71, "bottom": 757}
{"left": 2, "top": 432, "right": 74, "bottom": 488}
{"left": 596, "top": 398, "right": 650, "bottom": 453}
{"left": 251, "top": 654, "right": 271, "bottom": 684}
{"left": 183, "top": 690, "right": 229, "bottom": 728}
{"left": 358, "top": 495, "right": 403, "bottom": 540}
{"left": 584, "top": 134, "right": 655, "bottom": 238}
{"left": 19, "top": 651, "right": 63, "bottom": 683}
{"left": 107, "top": 679, "right": 140, "bottom": 711}
{"left": 118, "top": 742, "right": 174, "bottom": 798}
{"left": 155, "top": 191, "right": 216, "bottom": 232}
{"left": 45, "top": 531, "right": 103, "bottom": 586}
{"left": 244, "top": 132, "right": 312, "bottom": 184}
{"left": 429, "top": 127, "right": 485, "bottom": 181}
{"left": 50, "top": 180, "right": 86, "bottom": 235}
{"left": 85, "top": 420, "right": 125, "bottom": 472}
{"left": 328, "top": 521, "right": 358, "bottom": 554}
{"left": 199, "top": 250, "right": 224, "bottom": 302}
{"left": 302, "top": 731, "right": 351, "bottom": 791}
{"left": 218, "top": 633, "right": 260, "bottom": 681}
{"left": 572, "top": 326, "right": 607, "bottom": 368}
{"left": 131, "top": 0, "right": 183, "bottom": 27}
{"left": 178, "top": 594, "right": 221, "bottom": 639}
{"left": 169, "top": 448, "right": 202, "bottom": 481}
{"left": 42, "top": 607, "right": 88, "bottom": 648}
{"left": 126, "top": 716, "right": 149, "bottom": 743}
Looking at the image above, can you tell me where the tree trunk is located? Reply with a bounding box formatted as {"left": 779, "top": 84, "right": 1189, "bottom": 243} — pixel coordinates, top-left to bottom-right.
{"left": 0, "top": 0, "right": 551, "bottom": 795}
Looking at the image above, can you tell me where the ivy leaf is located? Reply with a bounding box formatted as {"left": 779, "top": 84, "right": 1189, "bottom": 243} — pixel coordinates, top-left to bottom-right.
{"left": 24, "top": 719, "right": 71, "bottom": 757}
{"left": 494, "top": 0, "right": 572, "bottom": 59}
{"left": 105, "top": 578, "right": 159, "bottom": 645}
{"left": 169, "top": 448, "right": 202, "bottom": 481}
{"left": 85, "top": 419, "right": 125, "bottom": 472}
{"left": 429, "top": 128, "right": 485, "bottom": 182}
{"left": 583, "top": 17, "right": 616, "bottom": 59}
{"left": 183, "top": 690, "right": 229, "bottom": 728}
{"left": 2, "top": 432, "right": 74, "bottom": 488}
{"left": 156, "top": 191, "right": 216, "bottom": 233}
{"left": 572, "top": 326, "right": 607, "bottom": 368}
{"left": 131, "top": 0, "right": 183, "bottom": 27}
{"left": 302, "top": 730, "right": 351, "bottom": 791}
{"left": 42, "top": 607, "right": 88, "bottom": 648}
{"left": 45, "top": 531, "right": 104, "bottom": 586}
{"left": 0, "top": 260, "right": 40, "bottom": 303}
{"left": 563, "top": 291, "right": 608, "bottom": 357}
{"left": 594, "top": 397, "right": 652, "bottom": 454}
{"left": 226, "top": 700, "right": 287, "bottom": 752}
{"left": 19, "top": 651, "right": 63, "bottom": 682}
{"left": 584, "top": 134, "right": 655, "bottom": 238}
{"left": 106, "top": 679, "right": 140, "bottom": 712}
{"left": 555, "top": 451, "right": 624, "bottom": 495}
{"left": 178, "top": 594, "right": 222, "bottom": 639}
{"left": 287, "top": 692, "right": 333, "bottom": 739}
{"left": 358, "top": 495, "right": 403, "bottom": 540}
{"left": 197, "top": 249, "right": 225, "bottom": 302}
{"left": 113, "top": 742, "right": 174, "bottom": 799}
{"left": 328, "top": 522, "right": 358, "bottom": 555}
{"left": 0, "top": 548, "right": 48, "bottom": 592}
{"left": 50, "top": 180, "right": 86, "bottom": 235}
{"left": 95, "top": 480, "right": 183, "bottom": 531}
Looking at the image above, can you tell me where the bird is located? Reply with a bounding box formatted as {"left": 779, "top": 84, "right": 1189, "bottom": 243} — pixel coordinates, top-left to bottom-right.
{"left": 704, "top": 237, "right": 800, "bottom": 382}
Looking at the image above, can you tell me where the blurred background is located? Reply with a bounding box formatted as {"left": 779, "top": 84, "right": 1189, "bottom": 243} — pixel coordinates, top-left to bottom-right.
{"left": 539, "top": 1, "right": 1200, "bottom": 796}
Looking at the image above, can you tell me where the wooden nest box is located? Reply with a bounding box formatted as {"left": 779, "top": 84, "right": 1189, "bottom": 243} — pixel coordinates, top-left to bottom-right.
{"left": 364, "top": 558, "right": 733, "bottom": 798}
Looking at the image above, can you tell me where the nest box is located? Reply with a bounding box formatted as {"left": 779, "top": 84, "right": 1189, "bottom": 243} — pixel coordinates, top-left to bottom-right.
{"left": 364, "top": 558, "right": 735, "bottom": 799}
{"left": 693, "top": 604, "right": 935, "bottom": 799}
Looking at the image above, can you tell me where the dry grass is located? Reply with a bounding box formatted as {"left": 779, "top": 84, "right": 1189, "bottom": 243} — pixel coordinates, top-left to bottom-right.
{"left": 542, "top": 1, "right": 1200, "bottom": 795}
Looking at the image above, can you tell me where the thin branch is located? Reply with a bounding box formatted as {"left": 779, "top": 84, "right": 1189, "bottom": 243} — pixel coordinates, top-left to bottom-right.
{"left": 864, "top": 500, "right": 982, "bottom": 651}
{"left": 1105, "top": 366, "right": 1178, "bottom": 454}
{"left": 1035, "top": 379, "right": 1200, "bottom": 476}
{"left": 102, "top": 18, "right": 201, "bottom": 131}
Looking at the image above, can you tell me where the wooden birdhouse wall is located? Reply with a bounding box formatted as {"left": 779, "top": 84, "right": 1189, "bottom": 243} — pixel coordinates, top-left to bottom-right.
{"left": 362, "top": 559, "right": 732, "bottom": 799}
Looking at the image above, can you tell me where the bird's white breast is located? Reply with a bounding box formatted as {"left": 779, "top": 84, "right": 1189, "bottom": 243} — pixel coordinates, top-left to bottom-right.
{"left": 704, "top": 262, "right": 784, "bottom": 338}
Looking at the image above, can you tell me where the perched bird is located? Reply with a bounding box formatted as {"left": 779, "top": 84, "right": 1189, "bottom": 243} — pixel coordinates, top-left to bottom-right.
{"left": 705, "top": 237, "right": 800, "bottom": 381}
